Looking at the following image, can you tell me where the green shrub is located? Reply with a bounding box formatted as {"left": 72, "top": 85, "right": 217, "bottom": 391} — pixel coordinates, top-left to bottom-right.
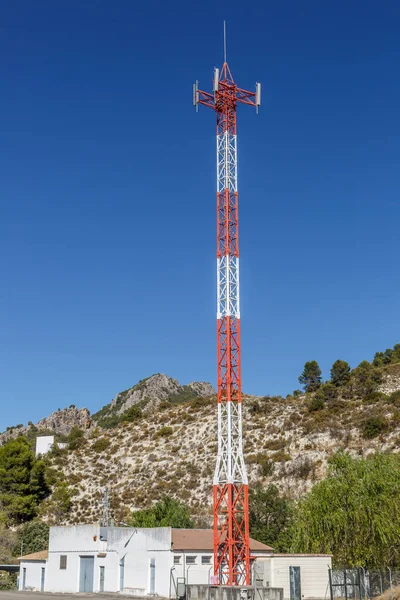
{"left": 68, "top": 426, "right": 85, "bottom": 450}
{"left": 364, "top": 391, "right": 388, "bottom": 405}
{"left": 390, "top": 390, "right": 400, "bottom": 406}
{"left": 309, "top": 396, "right": 325, "bottom": 412}
{"left": 189, "top": 396, "right": 214, "bottom": 410}
{"left": 272, "top": 450, "right": 291, "bottom": 462}
{"left": 247, "top": 453, "right": 275, "bottom": 477}
{"left": 92, "top": 437, "right": 111, "bottom": 452}
{"left": 122, "top": 405, "right": 142, "bottom": 423}
{"left": 362, "top": 416, "right": 387, "bottom": 439}
{"left": 260, "top": 459, "right": 275, "bottom": 477}
{"left": 351, "top": 362, "right": 383, "bottom": 397}
{"left": 264, "top": 438, "right": 286, "bottom": 451}
{"left": 154, "top": 426, "right": 173, "bottom": 439}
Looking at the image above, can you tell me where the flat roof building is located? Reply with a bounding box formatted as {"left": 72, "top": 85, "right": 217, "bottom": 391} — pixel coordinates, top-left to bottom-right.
{"left": 18, "top": 524, "right": 331, "bottom": 599}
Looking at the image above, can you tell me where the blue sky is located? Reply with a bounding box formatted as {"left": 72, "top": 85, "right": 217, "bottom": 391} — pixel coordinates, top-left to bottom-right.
{"left": 1, "top": 1, "right": 400, "bottom": 430}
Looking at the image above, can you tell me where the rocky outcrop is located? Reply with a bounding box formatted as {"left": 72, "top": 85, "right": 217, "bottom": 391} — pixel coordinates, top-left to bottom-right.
{"left": 186, "top": 381, "right": 215, "bottom": 397}
{"left": 109, "top": 374, "right": 215, "bottom": 415}
{"left": 37, "top": 407, "right": 92, "bottom": 435}
{"left": 0, "top": 406, "right": 92, "bottom": 446}
{"left": 378, "top": 364, "right": 400, "bottom": 396}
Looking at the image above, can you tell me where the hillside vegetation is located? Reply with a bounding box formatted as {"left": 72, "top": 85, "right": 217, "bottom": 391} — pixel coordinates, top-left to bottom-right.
{"left": 2, "top": 344, "right": 400, "bottom": 570}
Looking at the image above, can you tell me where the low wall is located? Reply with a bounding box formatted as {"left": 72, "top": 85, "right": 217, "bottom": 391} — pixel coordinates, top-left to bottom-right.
{"left": 187, "top": 584, "right": 284, "bottom": 600}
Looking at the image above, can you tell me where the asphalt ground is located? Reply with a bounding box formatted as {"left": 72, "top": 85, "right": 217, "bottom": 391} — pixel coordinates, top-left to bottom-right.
{"left": 0, "top": 593, "right": 155, "bottom": 600}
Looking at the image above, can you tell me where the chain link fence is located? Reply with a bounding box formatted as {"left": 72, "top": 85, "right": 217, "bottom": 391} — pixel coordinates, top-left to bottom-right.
{"left": 329, "top": 568, "right": 400, "bottom": 600}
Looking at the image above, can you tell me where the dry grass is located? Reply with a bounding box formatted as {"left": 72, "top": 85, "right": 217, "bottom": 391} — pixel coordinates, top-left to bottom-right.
{"left": 375, "top": 585, "right": 400, "bottom": 600}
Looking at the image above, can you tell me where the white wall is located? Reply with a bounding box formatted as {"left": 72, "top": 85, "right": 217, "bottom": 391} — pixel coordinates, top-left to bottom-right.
{"left": 46, "top": 524, "right": 108, "bottom": 593}
{"left": 113, "top": 527, "right": 173, "bottom": 597}
{"left": 35, "top": 436, "right": 54, "bottom": 456}
{"left": 19, "top": 560, "right": 46, "bottom": 591}
{"left": 173, "top": 552, "right": 213, "bottom": 587}
{"left": 172, "top": 551, "right": 272, "bottom": 589}
{"left": 258, "top": 555, "right": 332, "bottom": 600}
{"left": 45, "top": 524, "right": 173, "bottom": 596}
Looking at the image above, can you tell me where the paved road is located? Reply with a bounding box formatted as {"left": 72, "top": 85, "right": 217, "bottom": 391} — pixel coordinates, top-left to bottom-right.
{"left": 0, "top": 593, "right": 130, "bottom": 600}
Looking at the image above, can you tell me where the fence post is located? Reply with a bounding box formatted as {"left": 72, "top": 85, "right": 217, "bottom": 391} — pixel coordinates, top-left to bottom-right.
{"left": 328, "top": 569, "right": 333, "bottom": 600}
{"left": 344, "top": 570, "right": 348, "bottom": 600}
{"left": 387, "top": 567, "right": 392, "bottom": 600}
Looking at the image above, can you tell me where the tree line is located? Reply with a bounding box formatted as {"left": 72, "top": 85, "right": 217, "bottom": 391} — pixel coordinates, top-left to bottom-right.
{"left": 129, "top": 450, "right": 400, "bottom": 568}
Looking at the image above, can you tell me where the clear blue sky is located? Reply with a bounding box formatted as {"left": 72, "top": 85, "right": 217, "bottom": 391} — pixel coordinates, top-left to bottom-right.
{"left": 1, "top": 1, "right": 400, "bottom": 430}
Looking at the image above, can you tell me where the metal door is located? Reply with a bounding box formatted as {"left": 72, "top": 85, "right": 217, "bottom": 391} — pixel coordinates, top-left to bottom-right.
{"left": 100, "top": 566, "right": 105, "bottom": 592}
{"left": 79, "top": 556, "right": 94, "bottom": 593}
{"left": 22, "top": 568, "right": 26, "bottom": 590}
{"left": 290, "top": 566, "right": 301, "bottom": 600}
{"left": 149, "top": 558, "right": 155, "bottom": 594}
{"left": 41, "top": 568, "right": 45, "bottom": 592}
{"left": 119, "top": 556, "right": 125, "bottom": 592}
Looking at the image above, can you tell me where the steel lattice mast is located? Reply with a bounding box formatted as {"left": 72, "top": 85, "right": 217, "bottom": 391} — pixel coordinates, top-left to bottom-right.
{"left": 194, "top": 55, "right": 260, "bottom": 586}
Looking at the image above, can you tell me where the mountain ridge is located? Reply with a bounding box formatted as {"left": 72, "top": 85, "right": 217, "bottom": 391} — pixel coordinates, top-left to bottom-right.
{"left": 0, "top": 373, "right": 215, "bottom": 443}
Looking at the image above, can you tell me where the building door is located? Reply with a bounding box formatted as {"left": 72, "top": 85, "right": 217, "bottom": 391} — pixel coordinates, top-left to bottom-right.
{"left": 79, "top": 556, "right": 95, "bottom": 593}
{"left": 99, "top": 566, "right": 105, "bottom": 592}
{"left": 119, "top": 556, "right": 125, "bottom": 592}
{"left": 41, "top": 568, "right": 45, "bottom": 592}
{"left": 22, "top": 568, "right": 26, "bottom": 590}
{"left": 289, "top": 566, "right": 301, "bottom": 600}
{"left": 149, "top": 558, "right": 155, "bottom": 594}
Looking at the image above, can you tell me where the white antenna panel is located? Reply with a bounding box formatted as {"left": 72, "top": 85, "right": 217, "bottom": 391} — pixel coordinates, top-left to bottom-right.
{"left": 193, "top": 81, "right": 199, "bottom": 108}
{"left": 213, "top": 68, "right": 219, "bottom": 92}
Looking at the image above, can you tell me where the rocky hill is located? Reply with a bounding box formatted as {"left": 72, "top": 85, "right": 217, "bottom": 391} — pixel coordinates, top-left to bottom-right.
{"left": 41, "top": 361, "right": 400, "bottom": 527}
{"left": 0, "top": 406, "right": 92, "bottom": 446}
{"left": 3, "top": 356, "right": 400, "bottom": 528}
{"left": 92, "top": 374, "right": 215, "bottom": 427}
{"left": 0, "top": 374, "right": 214, "bottom": 443}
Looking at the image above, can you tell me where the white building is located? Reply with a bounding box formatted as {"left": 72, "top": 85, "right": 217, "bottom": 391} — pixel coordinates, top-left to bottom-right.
{"left": 257, "top": 554, "right": 332, "bottom": 600}
{"left": 18, "top": 524, "right": 331, "bottom": 599}
{"left": 18, "top": 550, "right": 47, "bottom": 592}
{"left": 35, "top": 435, "right": 67, "bottom": 456}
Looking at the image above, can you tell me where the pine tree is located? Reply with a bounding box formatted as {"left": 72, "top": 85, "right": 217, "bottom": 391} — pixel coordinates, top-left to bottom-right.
{"left": 298, "top": 361, "right": 322, "bottom": 392}
{"left": 330, "top": 360, "right": 351, "bottom": 386}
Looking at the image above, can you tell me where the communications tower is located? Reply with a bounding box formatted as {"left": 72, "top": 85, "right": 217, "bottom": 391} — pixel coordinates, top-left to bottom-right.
{"left": 194, "top": 32, "right": 261, "bottom": 586}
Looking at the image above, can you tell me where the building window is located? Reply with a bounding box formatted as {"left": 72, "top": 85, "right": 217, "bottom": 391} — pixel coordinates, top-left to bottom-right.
{"left": 186, "top": 556, "right": 197, "bottom": 565}
{"left": 201, "top": 556, "right": 211, "bottom": 565}
{"left": 174, "top": 555, "right": 181, "bottom": 565}
{"left": 60, "top": 555, "right": 67, "bottom": 570}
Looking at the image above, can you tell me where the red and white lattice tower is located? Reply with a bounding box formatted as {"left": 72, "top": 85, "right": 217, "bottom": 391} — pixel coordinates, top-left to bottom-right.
{"left": 194, "top": 45, "right": 261, "bottom": 586}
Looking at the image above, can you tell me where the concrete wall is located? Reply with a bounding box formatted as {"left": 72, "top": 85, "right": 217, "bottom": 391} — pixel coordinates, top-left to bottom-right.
{"left": 258, "top": 556, "right": 332, "bottom": 600}
{"left": 19, "top": 560, "right": 46, "bottom": 591}
{"left": 172, "top": 551, "right": 272, "bottom": 589}
{"left": 35, "top": 436, "right": 54, "bottom": 456}
{"left": 109, "top": 527, "right": 173, "bottom": 597}
{"left": 187, "top": 585, "right": 283, "bottom": 600}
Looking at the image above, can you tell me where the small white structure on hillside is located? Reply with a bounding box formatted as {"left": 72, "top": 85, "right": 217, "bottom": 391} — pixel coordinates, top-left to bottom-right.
{"left": 35, "top": 435, "right": 67, "bottom": 456}
{"left": 18, "top": 524, "right": 331, "bottom": 599}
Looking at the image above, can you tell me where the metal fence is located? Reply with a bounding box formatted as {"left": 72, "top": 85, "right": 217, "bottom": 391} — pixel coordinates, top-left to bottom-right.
{"left": 329, "top": 568, "right": 400, "bottom": 600}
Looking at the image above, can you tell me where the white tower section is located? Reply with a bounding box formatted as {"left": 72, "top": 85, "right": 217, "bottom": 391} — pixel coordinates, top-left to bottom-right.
{"left": 214, "top": 125, "right": 247, "bottom": 488}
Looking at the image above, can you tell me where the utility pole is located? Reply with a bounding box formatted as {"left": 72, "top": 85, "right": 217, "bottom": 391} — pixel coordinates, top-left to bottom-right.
{"left": 101, "top": 487, "right": 110, "bottom": 527}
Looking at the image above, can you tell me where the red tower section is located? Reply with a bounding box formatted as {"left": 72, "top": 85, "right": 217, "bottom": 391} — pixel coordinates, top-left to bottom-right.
{"left": 194, "top": 62, "right": 260, "bottom": 586}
